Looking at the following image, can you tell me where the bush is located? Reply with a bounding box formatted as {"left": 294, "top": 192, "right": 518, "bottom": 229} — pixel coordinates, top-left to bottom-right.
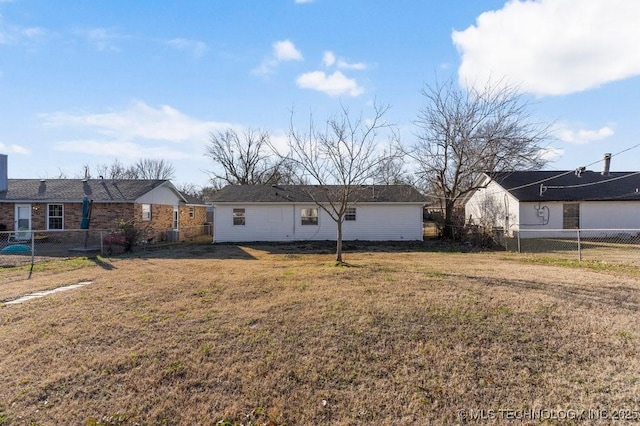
{"left": 118, "top": 220, "right": 142, "bottom": 253}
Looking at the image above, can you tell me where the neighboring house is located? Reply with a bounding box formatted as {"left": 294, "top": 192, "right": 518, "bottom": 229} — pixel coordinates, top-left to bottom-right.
{"left": 209, "top": 184, "right": 426, "bottom": 243}
{"left": 464, "top": 166, "right": 640, "bottom": 238}
{"left": 0, "top": 154, "right": 207, "bottom": 241}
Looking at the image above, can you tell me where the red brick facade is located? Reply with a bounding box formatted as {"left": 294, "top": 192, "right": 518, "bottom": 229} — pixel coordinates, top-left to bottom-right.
{"left": 0, "top": 202, "right": 207, "bottom": 242}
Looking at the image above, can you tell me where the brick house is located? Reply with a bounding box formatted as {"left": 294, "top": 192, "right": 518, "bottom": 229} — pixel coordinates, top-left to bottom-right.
{"left": 0, "top": 155, "right": 207, "bottom": 242}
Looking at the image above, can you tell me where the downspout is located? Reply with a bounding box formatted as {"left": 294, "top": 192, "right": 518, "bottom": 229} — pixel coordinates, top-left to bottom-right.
{"left": 211, "top": 206, "right": 217, "bottom": 244}
{"left": 292, "top": 204, "right": 296, "bottom": 241}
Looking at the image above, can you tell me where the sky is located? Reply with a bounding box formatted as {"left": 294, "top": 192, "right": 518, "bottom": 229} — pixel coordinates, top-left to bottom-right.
{"left": 1, "top": 0, "right": 640, "bottom": 189}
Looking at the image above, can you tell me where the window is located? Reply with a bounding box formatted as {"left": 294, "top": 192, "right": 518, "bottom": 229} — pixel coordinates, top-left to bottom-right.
{"left": 142, "top": 204, "right": 152, "bottom": 221}
{"left": 345, "top": 207, "right": 356, "bottom": 221}
{"left": 563, "top": 203, "right": 580, "bottom": 229}
{"left": 233, "top": 208, "right": 245, "bottom": 226}
{"left": 189, "top": 206, "right": 195, "bottom": 218}
{"left": 173, "top": 208, "right": 179, "bottom": 230}
{"left": 47, "top": 204, "right": 63, "bottom": 230}
{"left": 301, "top": 208, "right": 318, "bottom": 225}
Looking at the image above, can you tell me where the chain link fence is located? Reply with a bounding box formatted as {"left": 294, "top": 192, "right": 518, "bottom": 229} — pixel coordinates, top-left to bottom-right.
{"left": 0, "top": 224, "right": 213, "bottom": 271}
{"left": 502, "top": 229, "right": 640, "bottom": 266}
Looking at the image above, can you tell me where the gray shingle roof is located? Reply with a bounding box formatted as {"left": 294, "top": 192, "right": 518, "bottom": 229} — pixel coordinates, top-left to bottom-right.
{"left": 0, "top": 179, "right": 174, "bottom": 202}
{"left": 488, "top": 171, "right": 640, "bottom": 201}
{"left": 180, "top": 191, "right": 207, "bottom": 205}
{"left": 209, "top": 184, "right": 426, "bottom": 203}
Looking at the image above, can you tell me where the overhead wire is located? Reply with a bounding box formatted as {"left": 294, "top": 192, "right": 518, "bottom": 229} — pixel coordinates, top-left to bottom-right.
{"left": 422, "top": 141, "right": 640, "bottom": 202}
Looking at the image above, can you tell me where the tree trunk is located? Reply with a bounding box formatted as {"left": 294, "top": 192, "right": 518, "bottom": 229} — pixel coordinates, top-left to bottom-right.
{"left": 335, "top": 220, "right": 343, "bottom": 263}
{"left": 443, "top": 200, "right": 456, "bottom": 240}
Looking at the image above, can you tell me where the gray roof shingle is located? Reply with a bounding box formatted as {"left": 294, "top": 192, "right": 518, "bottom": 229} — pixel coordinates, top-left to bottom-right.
{"left": 488, "top": 171, "right": 640, "bottom": 201}
{"left": 209, "top": 184, "right": 426, "bottom": 204}
{"left": 0, "top": 179, "right": 175, "bottom": 202}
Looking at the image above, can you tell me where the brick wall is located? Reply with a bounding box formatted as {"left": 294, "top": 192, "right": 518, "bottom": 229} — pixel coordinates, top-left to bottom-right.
{"left": 0, "top": 204, "right": 12, "bottom": 230}
{"left": 179, "top": 205, "right": 208, "bottom": 228}
{"left": 0, "top": 202, "right": 208, "bottom": 239}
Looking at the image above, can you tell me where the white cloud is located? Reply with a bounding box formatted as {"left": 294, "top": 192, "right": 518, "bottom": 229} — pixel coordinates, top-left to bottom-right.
{"left": 453, "top": 0, "right": 640, "bottom": 96}
{"left": 323, "top": 50, "right": 367, "bottom": 70}
{"left": 253, "top": 39, "right": 303, "bottom": 75}
{"left": 167, "top": 38, "right": 208, "bottom": 58}
{"left": 273, "top": 40, "right": 303, "bottom": 61}
{"left": 0, "top": 14, "right": 46, "bottom": 45}
{"left": 75, "top": 27, "right": 124, "bottom": 52}
{"left": 40, "top": 101, "right": 231, "bottom": 143}
{"left": 0, "top": 142, "right": 30, "bottom": 155}
{"left": 296, "top": 71, "right": 364, "bottom": 97}
{"left": 337, "top": 59, "right": 367, "bottom": 70}
{"left": 323, "top": 51, "right": 336, "bottom": 67}
{"left": 295, "top": 0, "right": 313, "bottom": 3}
{"left": 539, "top": 146, "right": 564, "bottom": 161}
{"left": 557, "top": 126, "right": 614, "bottom": 144}
{"left": 54, "top": 140, "right": 190, "bottom": 160}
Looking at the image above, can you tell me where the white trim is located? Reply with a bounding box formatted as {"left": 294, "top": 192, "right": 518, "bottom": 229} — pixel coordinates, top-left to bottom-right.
{"left": 14, "top": 204, "right": 31, "bottom": 231}
{"left": 46, "top": 203, "right": 64, "bottom": 230}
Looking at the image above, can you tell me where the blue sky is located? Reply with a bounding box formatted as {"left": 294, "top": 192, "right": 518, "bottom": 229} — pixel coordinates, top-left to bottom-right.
{"left": 1, "top": 0, "right": 639, "bottom": 188}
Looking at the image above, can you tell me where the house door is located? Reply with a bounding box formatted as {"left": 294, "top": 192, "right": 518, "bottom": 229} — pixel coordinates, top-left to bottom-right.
{"left": 173, "top": 208, "right": 179, "bottom": 231}
{"left": 15, "top": 204, "right": 31, "bottom": 231}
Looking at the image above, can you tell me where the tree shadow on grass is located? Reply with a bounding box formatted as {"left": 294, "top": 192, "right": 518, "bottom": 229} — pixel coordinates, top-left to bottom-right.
{"left": 238, "top": 239, "right": 481, "bottom": 256}
{"left": 121, "top": 243, "right": 259, "bottom": 261}
{"left": 465, "top": 274, "right": 640, "bottom": 312}
{"left": 90, "top": 256, "right": 116, "bottom": 270}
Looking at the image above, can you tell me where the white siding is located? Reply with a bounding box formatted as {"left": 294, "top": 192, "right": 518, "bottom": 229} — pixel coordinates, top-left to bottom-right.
{"left": 518, "top": 201, "right": 640, "bottom": 237}
{"left": 518, "top": 201, "right": 558, "bottom": 229}
{"left": 581, "top": 201, "right": 640, "bottom": 229}
{"left": 465, "top": 180, "right": 519, "bottom": 235}
{"left": 136, "top": 185, "right": 181, "bottom": 206}
{"left": 466, "top": 176, "right": 640, "bottom": 239}
{"left": 213, "top": 203, "right": 423, "bottom": 242}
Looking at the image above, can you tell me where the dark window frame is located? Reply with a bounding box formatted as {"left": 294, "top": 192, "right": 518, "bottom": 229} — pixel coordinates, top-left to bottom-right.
{"left": 47, "top": 203, "right": 64, "bottom": 230}
{"left": 142, "top": 204, "right": 152, "bottom": 221}
{"left": 233, "top": 208, "right": 246, "bottom": 226}
{"left": 563, "top": 203, "right": 580, "bottom": 229}
{"left": 345, "top": 207, "right": 356, "bottom": 221}
{"left": 301, "top": 207, "right": 319, "bottom": 226}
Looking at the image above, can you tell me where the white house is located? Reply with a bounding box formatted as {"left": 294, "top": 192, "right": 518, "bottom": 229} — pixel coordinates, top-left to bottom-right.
{"left": 464, "top": 162, "right": 640, "bottom": 238}
{"left": 209, "top": 184, "right": 426, "bottom": 243}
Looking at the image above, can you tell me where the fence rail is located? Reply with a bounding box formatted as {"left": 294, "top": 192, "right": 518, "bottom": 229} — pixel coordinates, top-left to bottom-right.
{"left": 502, "top": 229, "right": 640, "bottom": 265}
{"left": 0, "top": 225, "right": 213, "bottom": 270}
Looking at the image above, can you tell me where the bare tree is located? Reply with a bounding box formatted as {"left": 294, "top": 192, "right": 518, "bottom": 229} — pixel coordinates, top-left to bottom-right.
{"left": 96, "top": 158, "right": 132, "bottom": 179}
{"left": 131, "top": 158, "right": 175, "bottom": 180}
{"left": 373, "top": 139, "right": 413, "bottom": 185}
{"left": 174, "top": 183, "right": 217, "bottom": 201}
{"left": 284, "top": 103, "right": 396, "bottom": 263}
{"left": 90, "top": 158, "right": 175, "bottom": 180}
{"left": 410, "top": 78, "right": 550, "bottom": 238}
{"left": 81, "top": 163, "right": 92, "bottom": 179}
{"left": 205, "top": 128, "right": 291, "bottom": 186}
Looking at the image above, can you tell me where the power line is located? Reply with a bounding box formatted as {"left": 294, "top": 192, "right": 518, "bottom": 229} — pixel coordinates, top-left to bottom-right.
{"left": 421, "top": 141, "right": 640, "bottom": 202}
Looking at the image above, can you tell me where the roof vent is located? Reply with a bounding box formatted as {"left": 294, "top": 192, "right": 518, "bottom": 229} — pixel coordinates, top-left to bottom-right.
{"left": 602, "top": 153, "right": 612, "bottom": 176}
{"left": 0, "top": 154, "right": 7, "bottom": 192}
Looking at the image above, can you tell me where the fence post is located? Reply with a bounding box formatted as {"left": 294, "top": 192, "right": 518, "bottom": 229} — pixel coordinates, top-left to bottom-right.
{"left": 29, "top": 231, "right": 35, "bottom": 279}
{"left": 577, "top": 229, "right": 582, "bottom": 261}
{"left": 517, "top": 231, "right": 521, "bottom": 253}
{"left": 100, "top": 231, "right": 104, "bottom": 255}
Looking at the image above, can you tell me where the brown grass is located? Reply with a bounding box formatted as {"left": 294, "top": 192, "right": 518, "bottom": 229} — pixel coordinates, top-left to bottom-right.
{"left": 1, "top": 243, "right": 640, "bottom": 425}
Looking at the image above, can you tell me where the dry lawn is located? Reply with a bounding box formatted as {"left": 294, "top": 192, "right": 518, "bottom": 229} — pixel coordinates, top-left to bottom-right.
{"left": 1, "top": 243, "right": 640, "bottom": 425}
